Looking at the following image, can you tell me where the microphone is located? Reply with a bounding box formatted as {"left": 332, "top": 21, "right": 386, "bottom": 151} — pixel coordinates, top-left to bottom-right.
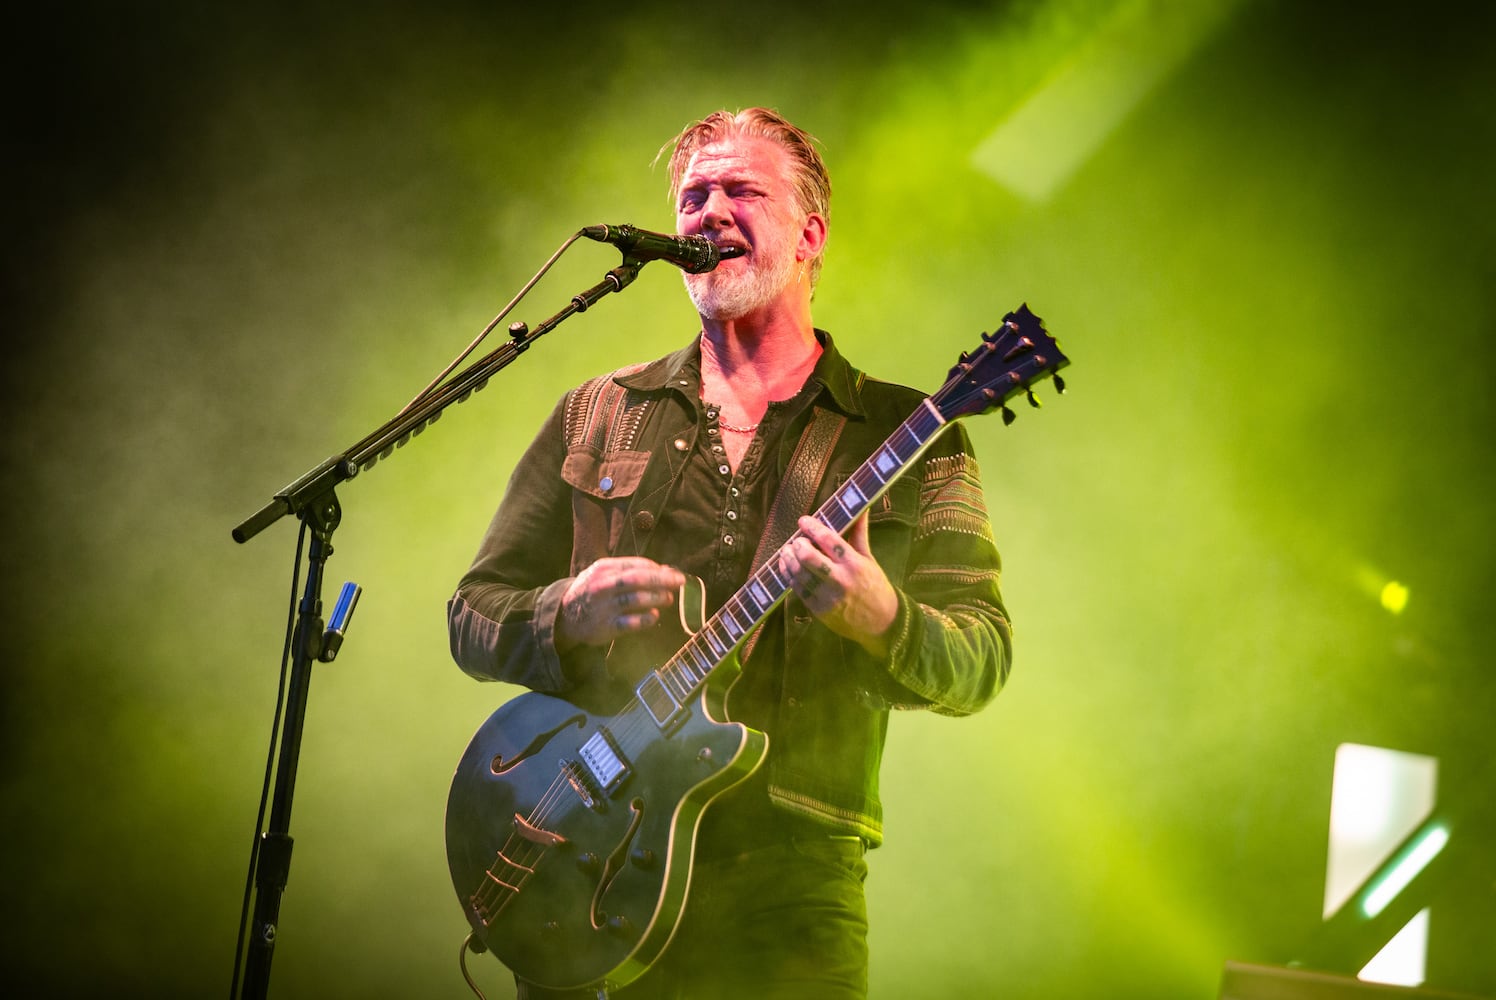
{"left": 580, "top": 224, "right": 744, "bottom": 273}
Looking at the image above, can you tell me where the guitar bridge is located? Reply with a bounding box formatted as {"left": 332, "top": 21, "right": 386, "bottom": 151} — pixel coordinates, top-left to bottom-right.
{"left": 561, "top": 760, "right": 600, "bottom": 810}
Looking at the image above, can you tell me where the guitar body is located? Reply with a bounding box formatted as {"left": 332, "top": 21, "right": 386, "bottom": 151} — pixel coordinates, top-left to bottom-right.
{"left": 445, "top": 661, "right": 766, "bottom": 991}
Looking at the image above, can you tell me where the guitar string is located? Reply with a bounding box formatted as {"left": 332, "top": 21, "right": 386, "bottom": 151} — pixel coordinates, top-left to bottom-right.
{"left": 473, "top": 749, "right": 584, "bottom": 916}
{"left": 473, "top": 761, "right": 589, "bottom": 921}
{"left": 473, "top": 796, "right": 557, "bottom": 913}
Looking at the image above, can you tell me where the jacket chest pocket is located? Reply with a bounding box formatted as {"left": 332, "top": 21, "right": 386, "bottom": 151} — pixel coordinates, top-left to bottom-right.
{"left": 562, "top": 449, "right": 650, "bottom": 568}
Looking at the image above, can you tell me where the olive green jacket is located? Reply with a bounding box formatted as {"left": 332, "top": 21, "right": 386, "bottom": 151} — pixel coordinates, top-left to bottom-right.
{"left": 448, "top": 332, "right": 1011, "bottom": 845}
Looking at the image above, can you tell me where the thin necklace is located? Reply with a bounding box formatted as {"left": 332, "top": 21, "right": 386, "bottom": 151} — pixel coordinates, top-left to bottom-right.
{"left": 700, "top": 332, "right": 765, "bottom": 434}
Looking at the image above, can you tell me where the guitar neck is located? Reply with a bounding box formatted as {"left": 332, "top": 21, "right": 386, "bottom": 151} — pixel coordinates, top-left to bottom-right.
{"left": 642, "top": 400, "right": 948, "bottom": 711}
{"left": 632, "top": 303, "right": 1065, "bottom": 728}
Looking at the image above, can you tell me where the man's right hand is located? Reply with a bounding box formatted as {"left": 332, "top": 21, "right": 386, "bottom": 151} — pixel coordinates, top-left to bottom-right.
{"left": 555, "top": 557, "right": 687, "bottom": 653}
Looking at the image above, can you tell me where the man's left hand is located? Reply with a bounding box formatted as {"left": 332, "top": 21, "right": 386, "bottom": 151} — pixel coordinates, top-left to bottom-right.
{"left": 779, "top": 514, "right": 898, "bottom": 658}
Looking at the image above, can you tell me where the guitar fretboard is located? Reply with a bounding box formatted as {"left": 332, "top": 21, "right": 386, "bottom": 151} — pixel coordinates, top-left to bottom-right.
{"left": 640, "top": 400, "right": 946, "bottom": 711}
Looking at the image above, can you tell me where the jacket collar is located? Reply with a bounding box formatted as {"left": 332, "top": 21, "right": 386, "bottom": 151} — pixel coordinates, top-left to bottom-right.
{"left": 614, "top": 329, "right": 866, "bottom": 418}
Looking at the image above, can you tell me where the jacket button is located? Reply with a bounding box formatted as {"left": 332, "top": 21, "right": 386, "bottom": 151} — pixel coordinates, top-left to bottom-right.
{"left": 633, "top": 511, "right": 655, "bottom": 533}
{"left": 599, "top": 476, "right": 613, "bottom": 493}
{"left": 674, "top": 438, "right": 689, "bottom": 451}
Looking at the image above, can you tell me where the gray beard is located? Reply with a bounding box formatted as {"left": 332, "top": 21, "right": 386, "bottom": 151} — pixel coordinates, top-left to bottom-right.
{"left": 684, "top": 249, "right": 796, "bottom": 321}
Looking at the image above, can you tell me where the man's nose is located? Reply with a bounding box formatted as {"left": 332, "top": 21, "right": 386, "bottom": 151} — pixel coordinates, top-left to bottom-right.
{"left": 701, "top": 190, "right": 734, "bottom": 229}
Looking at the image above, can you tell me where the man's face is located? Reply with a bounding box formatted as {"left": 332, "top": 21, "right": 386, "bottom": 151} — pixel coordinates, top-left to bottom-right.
{"left": 675, "top": 135, "right": 809, "bottom": 322}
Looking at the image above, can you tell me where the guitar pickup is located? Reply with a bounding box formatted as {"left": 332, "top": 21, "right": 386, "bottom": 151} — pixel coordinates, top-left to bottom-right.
{"left": 578, "top": 727, "right": 630, "bottom": 793}
{"left": 635, "top": 672, "right": 687, "bottom": 732}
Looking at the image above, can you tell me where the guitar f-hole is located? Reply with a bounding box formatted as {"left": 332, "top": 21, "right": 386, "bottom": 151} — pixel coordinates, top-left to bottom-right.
{"left": 490, "top": 714, "right": 587, "bottom": 774}
{"left": 589, "top": 798, "right": 645, "bottom": 932}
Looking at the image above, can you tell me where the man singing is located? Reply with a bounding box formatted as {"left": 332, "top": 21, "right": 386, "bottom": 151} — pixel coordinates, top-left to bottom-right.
{"left": 449, "top": 107, "right": 1012, "bottom": 999}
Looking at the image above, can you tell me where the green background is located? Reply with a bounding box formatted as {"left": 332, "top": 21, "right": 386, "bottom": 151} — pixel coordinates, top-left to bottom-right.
{"left": 6, "top": 1, "right": 1492, "bottom": 996}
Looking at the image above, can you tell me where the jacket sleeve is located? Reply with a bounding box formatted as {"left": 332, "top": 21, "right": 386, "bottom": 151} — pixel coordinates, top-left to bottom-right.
{"left": 447, "top": 396, "right": 582, "bottom": 693}
{"left": 874, "top": 424, "right": 1013, "bottom": 717}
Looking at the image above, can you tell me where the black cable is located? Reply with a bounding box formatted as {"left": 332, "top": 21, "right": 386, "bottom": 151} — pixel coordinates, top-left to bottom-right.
{"left": 399, "top": 231, "right": 584, "bottom": 417}
{"left": 229, "top": 518, "right": 308, "bottom": 998}
{"left": 458, "top": 931, "right": 491, "bottom": 1000}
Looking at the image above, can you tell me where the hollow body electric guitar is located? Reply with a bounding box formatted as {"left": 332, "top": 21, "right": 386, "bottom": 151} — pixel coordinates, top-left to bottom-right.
{"left": 445, "top": 305, "right": 1067, "bottom": 992}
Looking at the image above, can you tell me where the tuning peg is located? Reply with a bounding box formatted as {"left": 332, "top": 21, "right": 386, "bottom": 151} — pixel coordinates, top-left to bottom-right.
{"left": 1026, "top": 389, "right": 1041, "bottom": 409}
{"left": 1053, "top": 373, "right": 1066, "bottom": 394}
{"left": 1001, "top": 405, "right": 1016, "bottom": 426}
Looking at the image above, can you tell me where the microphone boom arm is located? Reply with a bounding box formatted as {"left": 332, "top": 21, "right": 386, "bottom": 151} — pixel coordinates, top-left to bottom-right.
{"left": 231, "top": 256, "right": 644, "bottom": 543}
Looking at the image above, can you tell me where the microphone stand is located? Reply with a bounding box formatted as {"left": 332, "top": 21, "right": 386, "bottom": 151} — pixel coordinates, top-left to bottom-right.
{"left": 231, "top": 255, "right": 646, "bottom": 1000}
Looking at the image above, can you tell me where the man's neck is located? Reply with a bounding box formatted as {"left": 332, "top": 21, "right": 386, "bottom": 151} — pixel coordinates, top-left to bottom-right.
{"left": 698, "top": 292, "right": 821, "bottom": 403}
{"left": 698, "top": 311, "right": 821, "bottom": 474}
{"left": 699, "top": 320, "right": 819, "bottom": 403}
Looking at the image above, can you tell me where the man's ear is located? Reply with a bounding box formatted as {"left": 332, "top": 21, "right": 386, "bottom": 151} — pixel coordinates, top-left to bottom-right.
{"left": 796, "top": 212, "right": 828, "bottom": 261}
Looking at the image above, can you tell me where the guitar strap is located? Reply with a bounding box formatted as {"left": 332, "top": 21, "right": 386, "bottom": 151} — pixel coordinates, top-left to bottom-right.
{"left": 740, "top": 372, "right": 862, "bottom": 661}
{"left": 749, "top": 401, "right": 849, "bottom": 573}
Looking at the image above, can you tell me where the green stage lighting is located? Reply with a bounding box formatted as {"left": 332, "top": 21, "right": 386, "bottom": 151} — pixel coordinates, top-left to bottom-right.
{"left": 1361, "top": 823, "right": 1450, "bottom": 920}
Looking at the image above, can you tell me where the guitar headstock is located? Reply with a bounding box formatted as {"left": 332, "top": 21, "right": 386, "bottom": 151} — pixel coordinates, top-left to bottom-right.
{"left": 932, "top": 304, "right": 1068, "bottom": 425}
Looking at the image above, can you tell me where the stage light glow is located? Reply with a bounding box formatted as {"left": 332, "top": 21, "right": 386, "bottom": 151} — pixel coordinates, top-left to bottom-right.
{"left": 1361, "top": 824, "right": 1449, "bottom": 920}
{"left": 971, "top": 0, "right": 1242, "bottom": 200}
{"left": 1379, "top": 581, "right": 1409, "bottom": 615}
{"left": 1359, "top": 908, "right": 1429, "bottom": 987}
{"left": 1326, "top": 744, "right": 1436, "bottom": 916}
